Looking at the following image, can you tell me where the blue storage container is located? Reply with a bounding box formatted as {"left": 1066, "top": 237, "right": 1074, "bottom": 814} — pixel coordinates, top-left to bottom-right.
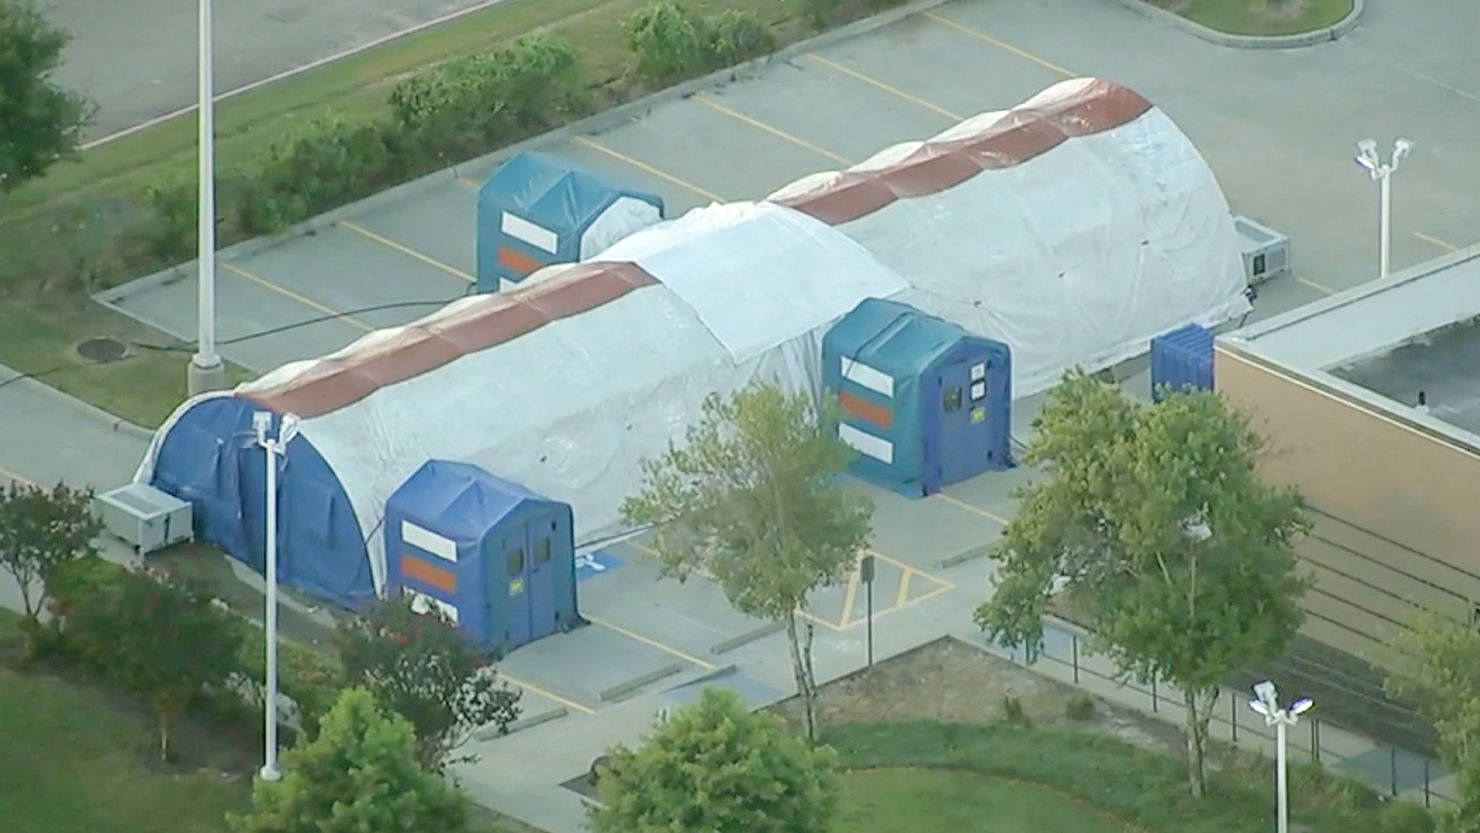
{"left": 1150, "top": 323, "right": 1215, "bottom": 402}
{"left": 823, "top": 298, "right": 1013, "bottom": 497}
{"left": 385, "top": 460, "right": 579, "bottom": 654}
{"left": 476, "top": 152, "right": 664, "bottom": 293}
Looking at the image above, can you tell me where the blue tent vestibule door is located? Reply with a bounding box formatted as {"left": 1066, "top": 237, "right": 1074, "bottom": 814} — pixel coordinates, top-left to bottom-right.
{"left": 928, "top": 357, "right": 991, "bottom": 491}
{"left": 491, "top": 512, "right": 562, "bottom": 651}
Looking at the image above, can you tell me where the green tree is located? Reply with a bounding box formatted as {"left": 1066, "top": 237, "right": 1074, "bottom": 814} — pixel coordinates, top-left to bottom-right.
{"left": 230, "top": 687, "right": 469, "bottom": 833}
{"left": 61, "top": 563, "right": 241, "bottom": 761}
{"left": 622, "top": 384, "right": 872, "bottom": 742}
{"left": 0, "top": 0, "right": 93, "bottom": 192}
{"left": 334, "top": 595, "right": 521, "bottom": 772}
{"left": 1386, "top": 609, "right": 1480, "bottom": 830}
{"left": 0, "top": 480, "right": 100, "bottom": 657}
{"left": 589, "top": 686, "right": 838, "bottom": 833}
{"left": 975, "top": 371, "right": 1310, "bottom": 796}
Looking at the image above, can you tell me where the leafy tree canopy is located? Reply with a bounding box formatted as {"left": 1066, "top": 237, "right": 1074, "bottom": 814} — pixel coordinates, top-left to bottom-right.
{"left": 0, "top": 0, "right": 92, "bottom": 191}
{"left": 0, "top": 480, "right": 100, "bottom": 655}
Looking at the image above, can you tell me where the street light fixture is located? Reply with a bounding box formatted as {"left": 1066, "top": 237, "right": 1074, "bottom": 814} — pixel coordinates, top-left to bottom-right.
{"left": 1249, "top": 680, "right": 1314, "bottom": 833}
{"left": 253, "top": 410, "right": 300, "bottom": 781}
{"left": 1354, "top": 137, "right": 1415, "bottom": 280}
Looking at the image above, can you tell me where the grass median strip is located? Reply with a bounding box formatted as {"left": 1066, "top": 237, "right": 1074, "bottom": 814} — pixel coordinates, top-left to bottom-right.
{"left": 1150, "top": 0, "right": 1354, "bottom": 37}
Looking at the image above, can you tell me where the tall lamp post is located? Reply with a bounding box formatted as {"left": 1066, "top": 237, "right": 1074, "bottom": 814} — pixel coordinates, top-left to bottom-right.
{"left": 253, "top": 410, "right": 300, "bottom": 781}
{"left": 1355, "top": 138, "right": 1415, "bottom": 280}
{"left": 188, "top": 0, "right": 227, "bottom": 395}
{"left": 1249, "top": 680, "right": 1314, "bottom": 833}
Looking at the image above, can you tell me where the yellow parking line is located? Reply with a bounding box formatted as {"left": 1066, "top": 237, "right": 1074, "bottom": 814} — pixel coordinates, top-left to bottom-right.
{"left": 802, "top": 53, "right": 961, "bottom": 120}
{"left": 798, "top": 608, "right": 845, "bottom": 632}
{"left": 934, "top": 491, "right": 1012, "bottom": 526}
{"left": 837, "top": 568, "right": 860, "bottom": 628}
{"left": 499, "top": 672, "right": 595, "bottom": 715}
{"left": 571, "top": 135, "right": 726, "bottom": 203}
{"left": 221, "top": 261, "right": 376, "bottom": 333}
{"left": 1298, "top": 276, "right": 1337, "bottom": 295}
{"left": 339, "top": 220, "right": 474, "bottom": 283}
{"left": 868, "top": 548, "right": 955, "bottom": 591}
{"left": 694, "top": 93, "right": 851, "bottom": 164}
{"left": 0, "top": 462, "right": 39, "bottom": 487}
{"left": 923, "top": 12, "right": 1075, "bottom": 78}
{"left": 895, "top": 570, "right": 912, "bottom": 607}
{"left": 850, "top": 583, "right": 955, "bottom": 629}
{"left": 1414, "top": 231, "right": 1459, "bottom": 252}
{"left": 586, "top": 613, "right": 717, "bottom": 670}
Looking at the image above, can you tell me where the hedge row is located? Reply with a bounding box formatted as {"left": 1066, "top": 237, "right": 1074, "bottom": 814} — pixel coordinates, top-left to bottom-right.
{"left": 5, "top": 0, "right": 881, "bottom": 299}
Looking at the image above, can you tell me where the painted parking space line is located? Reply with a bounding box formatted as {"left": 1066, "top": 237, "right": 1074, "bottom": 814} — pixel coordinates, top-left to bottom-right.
{"left": 692, "top": 92, "right": 851, "bottom": 165}
{"left": 585, "top": 613, "right": 718, "bottom": 671}
{"left": 629, "top": 539, "right": 847, "bottom": 633}
{"left": 570, "top": 135, "right": 727, "bottom": 203}
{"left": 0, "top": 462, "right": 38, "bottom": 487}
{"left": 922, "top": 11, "right": 1076, "bottom": 79}
{"left": 933, "top": 491, "right": 1011, "bottom": 526}
{"left": 895, "top": 570, "right": 912, "bottom": 607}
{"left": 1414, "top": 231, "right": 1460, "bottom": 252}
{"left": 1298, "top": 276, "right": 1337, "bottom": 295}
{"left": 869, "top": 548, "right": 956, "bottom": 591}
{"left": 222, "top": 261, "right": 376, "bottom": 333}
{"left": 498, "top": 671, "right": 596, "bottom": 715}
{"left": 339, "top": 220, "right": 474, "bottom": 283}
{"left": 850, "top": 582, "right": 955, "bottom": 629}
{"left": 833, "top": 548, "right": 955, "bottom": 628}
{"left": 837, "top": 568, "right": 860, "bottom": 628}
{"left": 801, "top": 53, "right": 961, "bottom": 121}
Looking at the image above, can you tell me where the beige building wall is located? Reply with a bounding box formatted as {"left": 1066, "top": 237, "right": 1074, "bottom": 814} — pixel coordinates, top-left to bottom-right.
{"left": 1214, "top": 343, "right": 1480, "bottom": 668}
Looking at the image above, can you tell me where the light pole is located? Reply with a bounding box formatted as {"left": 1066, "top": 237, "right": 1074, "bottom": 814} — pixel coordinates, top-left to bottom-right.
{"left": 860, "top": 554, "right": 875, "bottom": 667}
{"left": 1355, "top": 138, "right": 1415, "bottom": 280}
{"left": 1249, "top": 680, "right": 1314, "bottom": 833}
{"left": 188, "top": 0, "right": 227, "bottom": 396}
{"left": 253, "top": 410, "right": 300, "bottom": 781}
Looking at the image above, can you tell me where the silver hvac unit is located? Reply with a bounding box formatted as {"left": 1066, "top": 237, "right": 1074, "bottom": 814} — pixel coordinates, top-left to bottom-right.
{"left": 1233, "top": 215, "right": 1291, "bottom": 286}
{"left": 94, "top": 482, "right": 193, "bottom": 555}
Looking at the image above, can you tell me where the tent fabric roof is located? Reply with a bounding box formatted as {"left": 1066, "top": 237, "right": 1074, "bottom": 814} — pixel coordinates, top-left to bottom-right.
{"left": 392, "top": 459, "right": 547, "bottom": 542}
{"left": 479, "top": 150, "right": 658, "bottom": 231}
{"left": 828, "top": 297, "right": 977, "bottom": 377}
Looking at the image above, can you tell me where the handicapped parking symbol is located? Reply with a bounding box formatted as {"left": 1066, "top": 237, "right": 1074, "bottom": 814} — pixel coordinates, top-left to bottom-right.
{"left": 576, "top": 550, "right": 623, "bottom": 581}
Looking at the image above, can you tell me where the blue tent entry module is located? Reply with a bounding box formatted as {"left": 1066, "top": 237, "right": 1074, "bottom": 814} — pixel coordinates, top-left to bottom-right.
{"left": 823, "top": 298, "right": 1013, "bottom": 498}
{"left": 476, "top": 151, "right": 665, "bottom": 293}
{"left": 1150, "top": 323, "right": 1214, "bottom": 402}
{"left": 384, "top": 460, "right": 579, "bottom": 655}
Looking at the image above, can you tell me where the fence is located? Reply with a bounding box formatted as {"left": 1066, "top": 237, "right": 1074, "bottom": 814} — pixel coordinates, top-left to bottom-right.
{"left": 988, "top": 616, "right": 1459, "bottom": 810}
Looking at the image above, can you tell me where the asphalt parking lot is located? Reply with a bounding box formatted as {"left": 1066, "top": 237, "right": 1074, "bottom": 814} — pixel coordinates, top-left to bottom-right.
{"left": 85, "top": 0, "right": 1480, "bottom": 750}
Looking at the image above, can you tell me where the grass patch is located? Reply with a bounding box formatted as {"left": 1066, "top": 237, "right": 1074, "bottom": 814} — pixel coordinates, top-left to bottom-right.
{"left": 0, "top": 0, "right": 897, "bottom": 426}
{"left": 0, "top": 609, "right": 250, "bottom": 833}
{"left": 1154, "top": 0, "right": 1353, "bottom": 36}
{"left": 837, "top": 768, "right": 1134, "bottom": 832}
{"left": 824, "top": 720, "right": 1392, "bottom": 833}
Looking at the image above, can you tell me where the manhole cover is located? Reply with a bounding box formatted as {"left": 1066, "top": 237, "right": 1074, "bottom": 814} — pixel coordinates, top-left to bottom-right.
{"left": 76, "top": 337, "right": 127, "bottom": 363}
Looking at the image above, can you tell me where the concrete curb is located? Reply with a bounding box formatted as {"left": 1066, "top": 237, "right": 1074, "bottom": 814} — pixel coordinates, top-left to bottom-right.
{"left": 936, "top": 542, "right": 994, "bottom": 569}
{"left": 1110, "top": 0, "right": 1364, "bottom": 49}
{"left": 669, "top": 662, "right": 739, "bottom": 688}
{"left": 711, "top": 621, "right": 785, "bottom": 655}
{"left": 486, "top": 706, "right": 570, "bottom": 738}
{"left": 101, "top": 0, "right": 955, "bottom": 305}
{"left": 598, "top": 662, "right": 683, "bottom": 703}
{"left": 0, "top": 362, "right": 156, "bottom": 441}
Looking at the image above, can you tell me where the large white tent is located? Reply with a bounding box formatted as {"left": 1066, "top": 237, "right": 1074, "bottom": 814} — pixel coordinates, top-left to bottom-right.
{"left": 137, "top": 77, "right": 1249, "bottom": 610}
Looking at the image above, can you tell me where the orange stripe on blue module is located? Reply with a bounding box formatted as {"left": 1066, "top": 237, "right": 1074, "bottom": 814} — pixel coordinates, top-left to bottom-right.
{"left": 402, "top": 554, "right": 457, "bottom": 594}
{"left": 840, "top": 390, "right": 893, "bottom": 429}
{"left": 498, "top": 245, "right": 544, "bottom": 275}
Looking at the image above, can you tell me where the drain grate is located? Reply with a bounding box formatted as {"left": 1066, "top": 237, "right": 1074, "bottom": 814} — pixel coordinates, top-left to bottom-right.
{"left": 76, "top": 337, "right": 127, "bottom": 363}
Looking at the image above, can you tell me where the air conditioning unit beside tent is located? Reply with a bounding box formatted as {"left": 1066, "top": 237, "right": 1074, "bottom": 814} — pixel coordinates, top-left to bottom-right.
{"left": 1233, "top": 215, "right": 1290, "bottom": 286}
{"left": 94, "top": 482, "right": 193, "bottom": 555}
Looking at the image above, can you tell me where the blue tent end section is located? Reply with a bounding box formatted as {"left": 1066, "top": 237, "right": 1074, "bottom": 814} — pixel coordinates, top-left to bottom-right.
{"left": 149, "top": 396, "right": 375, "bottom": 609}
{"left": 476, "top": 151, "right": 664, "bottom": 293}
{"left": 1150, "top": 323, "right": 1215, "bottom": 401}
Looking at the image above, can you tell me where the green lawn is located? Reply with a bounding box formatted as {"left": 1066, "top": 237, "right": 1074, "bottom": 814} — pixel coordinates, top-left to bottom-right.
{"left": 1162, "top": 0, "right": 1353, "bottom": 36}
{"left": 837, "top": 768, "right": 1132, "bottom": 832}
{"left": 0, "top": 612, "right": 250, "bottom": 833}
{"left": 825, "top": 721, "right": 1397, "bottom": 833}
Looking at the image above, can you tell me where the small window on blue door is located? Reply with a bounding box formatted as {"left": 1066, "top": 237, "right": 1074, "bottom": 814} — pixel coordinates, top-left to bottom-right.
{"left": 534, "top": 538, "right": 551, "bottom": 565}
{"left": 943, "top": 386, "right": 963, "bottom": 412}
{"left": 507, "top": 546, "right": 525, "bottom": 575}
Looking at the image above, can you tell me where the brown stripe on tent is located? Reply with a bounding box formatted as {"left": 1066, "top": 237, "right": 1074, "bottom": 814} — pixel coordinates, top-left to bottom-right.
{"left": 497, "top": 245, "right": 544, "bottom": 275}
{"left": 401, "top": 554, "right": 457, "bottom": 594}
{"left": 840, "top": 390, "right": 894, "bottom": 430}
{"left": 776, "top": 79, "right": 1152, "bottom": 226}
{"left": 242, "top": 262, "right": 658, "bottom": 418}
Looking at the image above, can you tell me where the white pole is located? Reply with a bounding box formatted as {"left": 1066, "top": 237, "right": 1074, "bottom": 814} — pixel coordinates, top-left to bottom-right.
{"left": 1275, "top": 718, "right": 1288, "bottom": 833}
{"left": 260, "top": 435, "right": 281, "bottom": 782}
{"left": 1378, "top": 169, "right": 1392, "bottom": 279}
{"left": 195, "top": 0, "right": 217, "bottom": 368}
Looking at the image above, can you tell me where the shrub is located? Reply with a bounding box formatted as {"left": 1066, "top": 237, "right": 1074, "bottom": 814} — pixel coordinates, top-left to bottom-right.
{"left": 707, "top": 9, "right": 775, "bottom": 67}
{"left": 145, "top": 179, "right": 197, "bottom": 261}
{"left": 234, "top": 624, "right": 344, "bottom": 740}
{"left": 1065, "top": 692, "right": 1096, "bottom": 721}
{"left": 626, "top": 1, "right": 714, "bottom": 84}
{"left": 1001, "top": 692, "right": 1028, "bottom": 726}
{"left": 1377, "top": 799, "right": 1436, "bottom": 833}
{"left": 389, "top": 34, "right": 586, "bottom": 163}
{"left": 237, "top": 113, "right": 394, "bottom": 235}
{"left": 801, "top": 0, "right": 843, "bottom": 28}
